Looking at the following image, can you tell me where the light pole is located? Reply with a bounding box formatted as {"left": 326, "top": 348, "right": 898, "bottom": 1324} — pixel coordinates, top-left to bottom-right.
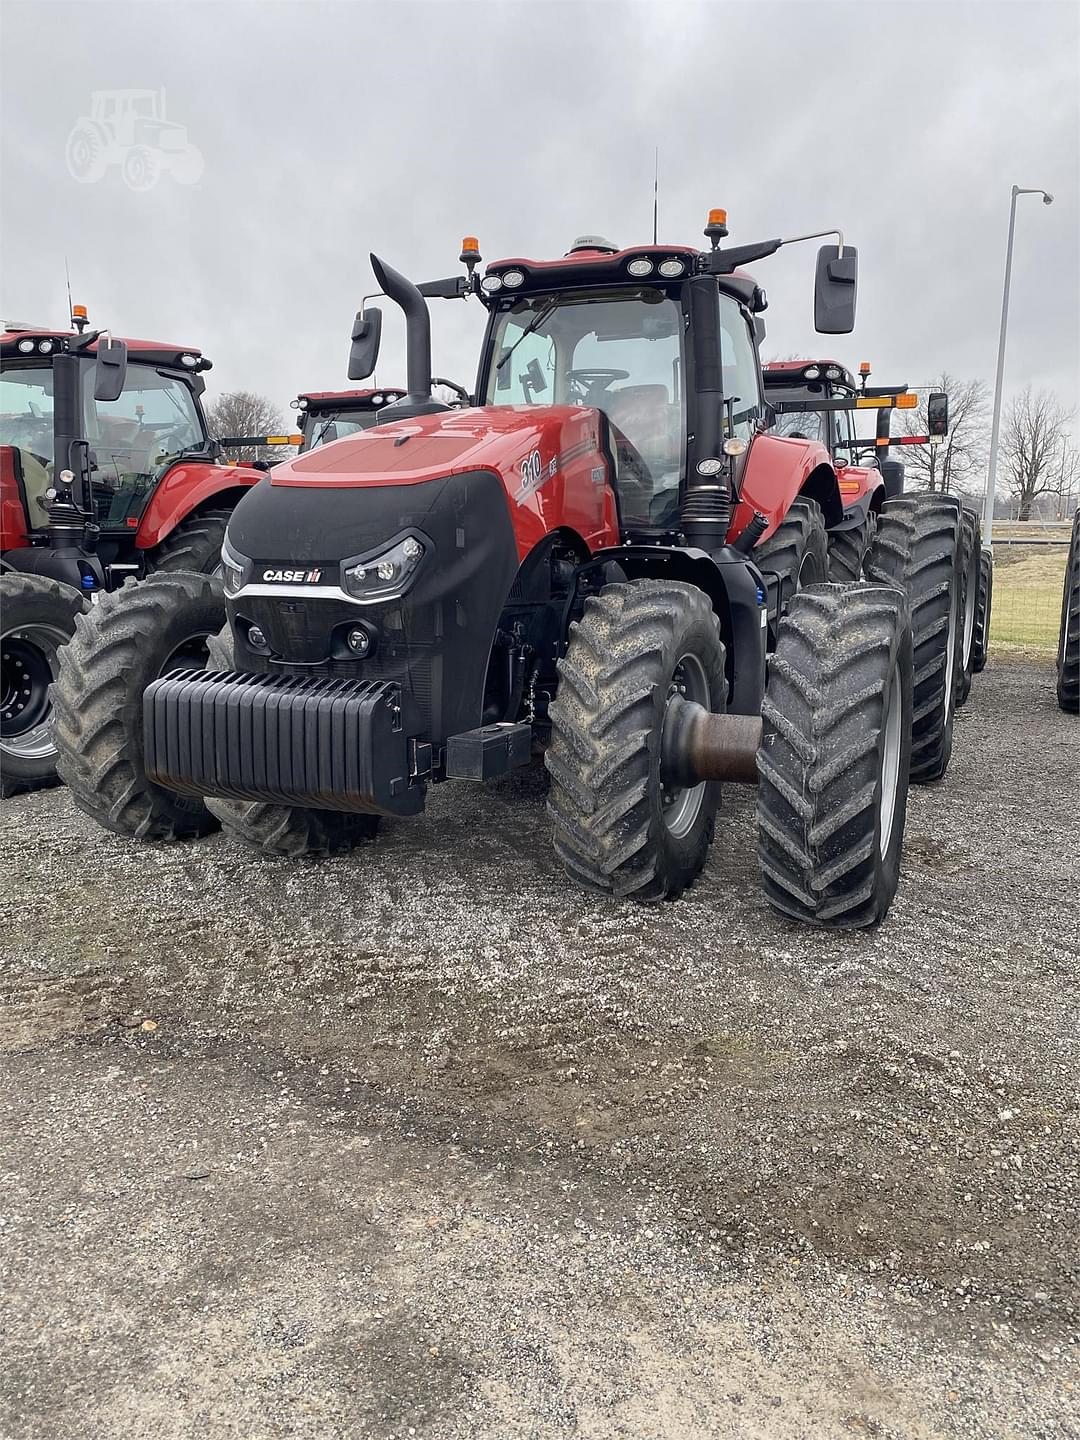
{"left": 982, "top": 185, "right": 1054, "bottom": 539}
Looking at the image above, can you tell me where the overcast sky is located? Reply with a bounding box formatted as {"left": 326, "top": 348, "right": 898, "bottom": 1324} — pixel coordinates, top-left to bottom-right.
{"left": 2, "top": 0, "right": 1077, "bottom": 441}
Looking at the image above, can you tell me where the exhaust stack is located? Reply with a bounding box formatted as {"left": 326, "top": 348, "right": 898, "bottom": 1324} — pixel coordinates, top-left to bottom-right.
{"left": 369, "top": 253, "right": 447, "bottom": 417}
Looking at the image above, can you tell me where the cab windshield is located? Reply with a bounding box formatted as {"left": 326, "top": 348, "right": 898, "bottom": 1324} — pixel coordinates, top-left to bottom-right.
{"left": 483, "top": 288, "right": 685, "bottom": 525}
{"left": 300, "top": 409, "right": 384, "bottom": 453}
{"left": 765, "top": 385, "right": 828, "bottom": 444}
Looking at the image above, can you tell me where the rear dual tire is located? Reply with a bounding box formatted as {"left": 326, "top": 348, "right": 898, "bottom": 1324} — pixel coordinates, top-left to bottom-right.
{"left": 955, "top": 507, "right": 981, "bottom": 708}
{"left": 865, "top": 493, "right": 964, "bottom": 783}
{"left": 972, "top": 544, "right": 993, "bottom": 675}
{"left": 757, "top": 583, "right": 913, "bottom": 929}
{"left": 1057, "top": 508, "right": 1080, "bottom": 714}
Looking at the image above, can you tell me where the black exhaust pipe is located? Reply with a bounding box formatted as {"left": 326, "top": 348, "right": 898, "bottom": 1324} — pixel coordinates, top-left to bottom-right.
{"left": 370, "top": 253, "right": 448, "bottom": 418}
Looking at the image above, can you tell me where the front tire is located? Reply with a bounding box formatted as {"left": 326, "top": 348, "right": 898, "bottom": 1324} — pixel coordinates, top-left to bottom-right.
{"left": 1, "top": 574, "right": 87, "bottom": 798}
{"left": 150, "top": 509, "right": 232, "bottom": 577}
{"left": 52, "top": 573, "right": 225, "bottom": 840}
{"left": 864, "top": 494, "right": 964, "bottom": 783}
{"left": 1057, "top": 508, "right": 1080, "bottom": 714}
{"left": 757, "top": 582, "right": 913, "bottom": 929}
{"left": 752, "top": 498, "right": 829, "bottom": 625}
{"left": 546, "top": 579, "right": 726, "bottom": 902}
{"left": 201, "top": 628, "right": 381, "bottom": 855}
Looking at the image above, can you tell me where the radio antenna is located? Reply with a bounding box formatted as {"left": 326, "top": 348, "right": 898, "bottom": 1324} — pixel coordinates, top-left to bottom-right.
{"left": 65, "top": 257, "right": 74, "bottom": 326}
{"left": 652, "top": 148, "right": 659, "bottom": 245}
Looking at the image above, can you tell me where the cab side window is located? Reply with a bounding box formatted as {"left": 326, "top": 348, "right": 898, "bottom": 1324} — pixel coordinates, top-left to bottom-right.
{"left": 718, "top": 295, "right": 764, "bottom": 439}
{"left": 831, "top": 388, "right": 855, "bottom": 455}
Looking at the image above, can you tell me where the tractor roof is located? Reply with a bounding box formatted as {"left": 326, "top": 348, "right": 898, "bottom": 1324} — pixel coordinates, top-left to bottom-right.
{"left": 481, "top": 244, "right": 765, "bottom": 312}
{"left": 1, "top": 328, "right": 209, "bottom": 370}
{"left": 297, "top": 387, "right": 406, "bottom": 409}
{"left": 763, "top": 359, "right": 855, "bottom": 388}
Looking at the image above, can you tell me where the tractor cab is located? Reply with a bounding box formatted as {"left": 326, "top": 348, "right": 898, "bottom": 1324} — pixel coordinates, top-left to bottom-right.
{"left": 1, "top": 309, "right": 261, "bottom": 593}
{"left": 471, "top": 237, "right": 769, "bottom": 537}
{"left": 294, "top": 388, "right": 407, "bottom": 452}
{"left": 762, "top": 359, "right": 862, "bottom": 458}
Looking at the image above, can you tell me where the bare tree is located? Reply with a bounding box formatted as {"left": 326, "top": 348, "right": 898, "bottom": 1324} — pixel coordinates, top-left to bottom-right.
{"left": 900, "top": 373, "right": 988, "bottom": 496}
{"left": 206, "top": 390, "right": 291, "bottom": 463}
{"left": 1002, "top": 387, "right": 1079, "bottom": 521}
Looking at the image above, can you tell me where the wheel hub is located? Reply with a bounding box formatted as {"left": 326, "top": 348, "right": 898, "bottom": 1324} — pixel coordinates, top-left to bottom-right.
{"left": 1, "top": 624, "right": 68, "bottom": 759}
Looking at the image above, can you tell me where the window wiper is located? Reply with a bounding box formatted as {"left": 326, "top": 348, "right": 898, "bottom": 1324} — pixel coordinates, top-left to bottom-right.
{"left": 495, "top": 299, "right": 558, "bottom": 373}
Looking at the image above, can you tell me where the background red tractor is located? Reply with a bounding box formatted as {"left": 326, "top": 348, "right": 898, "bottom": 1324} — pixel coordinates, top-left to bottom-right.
{"left": 763, "top": 360, "right": 986, "bottom": 708}
{"left": 53, "top": 214, "right": 970, "bottom": 925}
{"left": 1, "top": 310, "right": 264, "bottom": 795}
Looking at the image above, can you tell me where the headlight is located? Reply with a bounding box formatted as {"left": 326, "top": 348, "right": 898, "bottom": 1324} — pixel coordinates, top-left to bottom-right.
{"left": 341, "top": 533, "right": 427, "bottom": 602}
{"left": 627, "top": 257, "right": 654, "bottom": 277}
{"left": 220, "top": 537, "right": 248, "bottom": 596}
{"left": 658, "top": 259, "right": 685, "bottom": 278}
{"left": 802, "top": 365, "right": 821, "bottom": 380}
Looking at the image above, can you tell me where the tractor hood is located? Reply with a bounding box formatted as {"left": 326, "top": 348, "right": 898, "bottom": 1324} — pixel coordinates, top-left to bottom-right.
{"left": 268, "top": 403, "right": 600, "bottom": 498}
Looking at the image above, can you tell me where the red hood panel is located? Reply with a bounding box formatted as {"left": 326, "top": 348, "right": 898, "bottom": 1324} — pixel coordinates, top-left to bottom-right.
{"left": 272, "top": 404, "right": 598, "bottom": 488}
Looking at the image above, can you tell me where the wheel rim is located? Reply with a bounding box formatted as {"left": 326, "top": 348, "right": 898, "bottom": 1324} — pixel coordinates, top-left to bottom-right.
{"left": 944, "top": 573, "right": 960, "bottom": 716}
{"left": 661, "top": 653, "right": 710, "bottom": 839}
{"left": 797, "top": 544, "right": 824, "bottom": 589}
{"left": 962, "top": 553, "right": 977, "bottom": 667}
{"left": 879, "top": 663, "right": 902, "bottom": 857}
{"left": 1, "top": 622, "right": 69, "bottom": 761}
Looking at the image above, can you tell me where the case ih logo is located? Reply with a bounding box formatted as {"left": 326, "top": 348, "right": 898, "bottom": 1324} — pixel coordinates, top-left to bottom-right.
{"left": 262, "top": 568, "right": 323, "bottom": 584}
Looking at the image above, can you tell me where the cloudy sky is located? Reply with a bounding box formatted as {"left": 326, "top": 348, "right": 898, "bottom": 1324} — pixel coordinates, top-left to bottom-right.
{"left": 2, "top": 0, "right": 1077, "bottom": 441}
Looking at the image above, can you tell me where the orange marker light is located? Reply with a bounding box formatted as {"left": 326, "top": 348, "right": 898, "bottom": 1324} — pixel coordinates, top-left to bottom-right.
{"left": 896, "top": 393, "right": 918, "bottom": 409}
{"left": 859, "top": 361, "right": 871, "bottom": 375}
{"left": 72, "top": 304, "right": 87, "bottom": 319}
{"left": 707, "top": 209, "right": 728, "bottom": 228}
{"left": 461, "top": 237, "right": 480, "bottom": 254}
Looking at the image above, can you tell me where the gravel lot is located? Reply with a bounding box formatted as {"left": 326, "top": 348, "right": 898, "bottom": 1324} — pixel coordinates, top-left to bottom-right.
{"left": 1, "top": 657, "right": 1077, "bottom": 1440}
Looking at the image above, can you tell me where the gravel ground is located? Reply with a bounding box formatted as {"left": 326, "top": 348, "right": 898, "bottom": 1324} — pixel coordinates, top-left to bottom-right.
{"left": 1, "top": 657, "right": 1077, "bottom": 1440}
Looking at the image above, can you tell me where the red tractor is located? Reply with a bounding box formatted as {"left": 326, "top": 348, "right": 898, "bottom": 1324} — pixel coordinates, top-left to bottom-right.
{"left": 294, "top": 383, "right": 472, "bottom": 454}
{"left": 1, "top": 309, "right": 263, "bottom": 795}
{"left": 53, "top": 214, "right": 968, "bottom": 927}
{"left": 763, "top": 360, "right": 985, "bottom": 709}
{"left": 294, "top": 388, "right": 407, "bottom": 452}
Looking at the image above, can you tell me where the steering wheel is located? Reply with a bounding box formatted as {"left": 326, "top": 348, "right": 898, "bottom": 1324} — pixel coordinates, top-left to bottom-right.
{"left": 432, "top": 376, "right": 471, "bottom": 406}
{"left": 567, "top": 368, "right": 630, "bottom": 403}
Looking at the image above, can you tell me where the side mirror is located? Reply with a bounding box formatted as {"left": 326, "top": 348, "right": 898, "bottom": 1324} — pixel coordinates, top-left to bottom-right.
{"left": 814, "top": 244, "right": 858, "bottom": 334}
{"left": 927, "top": 391, "right": 949, "bottom": 436}
{"left": 93, "top": 336, "right": 128, "bottom": 402}
{"left": 347, "top": 306, "right": 382, "bottom": 381}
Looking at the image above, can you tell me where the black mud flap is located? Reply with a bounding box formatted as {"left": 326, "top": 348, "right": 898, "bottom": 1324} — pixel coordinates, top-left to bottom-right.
{"left": 144, "top": 669, "right": 426, "bottom": 816}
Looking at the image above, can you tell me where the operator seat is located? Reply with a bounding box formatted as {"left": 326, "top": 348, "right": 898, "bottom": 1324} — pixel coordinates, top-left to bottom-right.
{"left": 603, "top": 385, "right": 680, "bottom": 470}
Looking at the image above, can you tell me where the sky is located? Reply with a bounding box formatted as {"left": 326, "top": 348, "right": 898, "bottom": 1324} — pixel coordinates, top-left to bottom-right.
{"left": 2, "top": 0, "right": 1077, "bottom": 442}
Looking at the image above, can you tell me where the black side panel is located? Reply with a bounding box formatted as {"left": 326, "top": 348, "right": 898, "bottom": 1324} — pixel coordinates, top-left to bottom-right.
{"left": 224, "top": 469, "right": 519, "bottom": 744}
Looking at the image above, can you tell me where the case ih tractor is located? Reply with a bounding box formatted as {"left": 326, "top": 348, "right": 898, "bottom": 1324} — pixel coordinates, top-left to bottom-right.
{"left": 762, "top": 359, "right": 982, "bottom": 706}
{"left": 294, "top": 383, "right": 471, "bottom": 454}
{"left": 294, "top": 389, "right": 407, "bottom": 452}
{"left": 53, "top": 214, "right": 968, "bottom": 927}
{"left": 0, "top": 310, "right": 263, "bottom": 795}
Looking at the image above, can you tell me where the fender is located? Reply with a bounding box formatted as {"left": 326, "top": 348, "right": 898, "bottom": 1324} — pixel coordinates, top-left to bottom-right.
{"left": 729, "top": 432, "right": 841, "bottom": 543}
{"left": 584, "top": 543, "right": 768, "bottom": 715}
{"left": 0, "top": 448, "right": 30, "bottom": 551}
{"left": 833, "top": 462, "right": 886, "bottom": 529}
{"left": 134, "top": 459, "right": 263, "bottom": 549}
